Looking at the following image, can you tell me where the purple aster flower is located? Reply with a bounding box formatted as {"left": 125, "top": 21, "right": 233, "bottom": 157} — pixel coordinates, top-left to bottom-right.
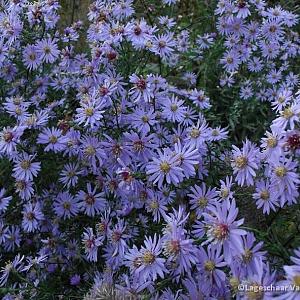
{"left": 4, "top": 225, "right": 21, "bottom": 252}
{"left": 185, "top": 120, "right": 210, "bottom": 148}
{"left": 203, "top": 199, "right": 247, "bottom": 263}
{"left": 37, "top": 127, "right": 68, "bottom": 153}
{"left": 79, "top": 135, "right": 106, "bottom": 170}
{"left": 270, "top": 157, "right": 300, "bottom": 206}
{"left": 125, "top": 234, "right": 167, "bottom": 281}
{"left": 129, "top": 74, "right": 154, "bottom": 103}
{"left": 15, "top": 179, "right": 34, "bottom": 200}
{"left": 0, "top": 126, "right": 24, "bottom": 155}
{"left": 151, "top": 32, "right": 176, "bottom": 58}
{"left": 129, "top": 107, "right": 157, "bottom": 134}
{"left": 12, "top": 152, "right": 41, "bottom": 181}
{"left": 54, "top": 191, "right": 79, "bottom": 219}
{"left": 22, "top": 202, "right": 44, "bottom": 232}
{"left": 75, "top": 93, "right": 106, "bottom": 128}
{"left": 0, "top": 254, "right": 24, "bottom": 287}
{"left": 188, "top": 183, "right": 218, "bottom": 217}
{"left": 108, "top": 218, "right": 130, "bottom": 257}
{"left": 76, "top": 183, "right": 107, "bottom": 217}
{"left": 0, "top": 189, "right": 12, "bottom": 212}
{"left": 22, "top": 44, "right": 42, "bottom": 70}
{"left": 231, "top": 140, "right": 260, "bottom": 186}
{"left": 36, "top": 38, "right": 60, "bottom": 63}
{"left": 162, "top": 223, "right": 198, "bottom": 275}
{"left": 162, "top": 95, "right": 187, "bottom": 123}
{"left": 82, "top": 227, "right": 104, "bottom": 262}
{"left": 146, "top": 148, "right": 184, "bottom": 187}
{"left": 70, "top": 274, "right": 81, "bottom": 286}
{"left": 253, "top": 179, "right": 278, "bottom": 214}
{"left": 146, "top": 192, "right": 168, "bottom": 222}
{"left": 197, "top": 244, "right": 227, "bottom": 293}
{"left": 59, "top": 163, "right": 82, "bottom": 188}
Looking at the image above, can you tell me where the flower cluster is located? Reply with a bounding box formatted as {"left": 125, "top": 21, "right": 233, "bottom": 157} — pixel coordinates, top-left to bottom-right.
{"left": 0, "top": 0, "right": 300, "bottom": 299}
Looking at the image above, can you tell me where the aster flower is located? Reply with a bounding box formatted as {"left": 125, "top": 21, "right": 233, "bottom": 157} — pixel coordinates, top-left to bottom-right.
{"left": 185, "top": 120, "right": 210, "bottom": 148}
{"left": 59, "top": 163, "right": 82, "bottom": 188}
{"left": 54, "top": 191, "right": 80, "bottom": 219}
{"left": 4, "top": 226, "right": 21, "bottom": 252}
{"left": 146, "top": 148, "right": 184, "bottom": 187}
{"left": 270, "top": 157, "right": 300, "bottom": 205}
{"left": 0, "top": 126, "right": 24, "bottom": 155}
{"left": 22, "top": 44, "right": 41, "bottom": 70}
{"left": 22, "top": 202, "right": 44, "bottom": 232}
{"left": 197, "top": 244, "right": 227, "bottom": 292}
{"left": 146, "top": 193, "right": 168, "bottom": 222}
{"left": 12, "top": 152, "right": 41, "bottom": 181}
{"left": 152, "top": 32, "right": 176, "bottom": 58}
{"left": 37, "top": 127, "right": 68, "bottom": 153}
{"left": 75, "top": 94, "right": 106, "bottom": 128}
{"left": 129, "top": 74, "right": 154, "bottom": 103}
{"left": 82, "top": 228, "right": 104, "bottom": 262}
{"left": 162, "top": 224, "right": 198, "bottom": 275}
{"left": 203, "top": 199, "right": 247, "bottom": 263}
{"left": 162, "top": 95, "right": 186, "bottom": 123}
{"left": 253, "top": 179, "right": 278, "bottom": 214}
{"left": 125, "top": 234, "right": 167, "bottom": 281}
{"left": 231, "top": 140, "right": 260, "bottom": 186}
{"left": 36, "top": 38, "right": 60, "bottom": 63}
{"left": 188, "top": 183, "right": 218, "bottom": 217}
{"left": 0, "top": 254, "right": 24, "bottom": 287}
{"left": 76, "top": 183, "right": 107, "bottom": 217}
{"left": 0, "top": 189, "right": 12, "bottom": 212}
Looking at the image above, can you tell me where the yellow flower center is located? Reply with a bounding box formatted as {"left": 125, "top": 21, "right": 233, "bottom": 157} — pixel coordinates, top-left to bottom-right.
{"left": 190, "top": 128, "right": 200, "bottom": 138}
{"left": 204, "top": 260, "right": 215, "bottom": 271}
{"left": 293, "top": 275, "right": 300, "bottom": 287}
{"left": 84, "top": 146, "right": 96, "bottom": 156}
{"left": 197, "top": 196, "right": 208, "bottom": 208}
{"left": 160, "top": 161, "right": 171, "bottom": 173}
{"left": 242, "top": 248, "right": 253, "bottom": 263}
{"left": 20, "top": 160, "right": 31, "bottom": 170}
{"left": 85, "top": 107, "right": 94, "bottom": 116}
{"left": 142, "top": 250, "right": 155, "bottom": 265}
{"left": 49, "top": 135, "right": 58, "bottom": 144}
{"left": 266, "top": 137, "right": 277, "bottom": 148}
{"left": 282, "top": 107, "right": 293, "bottom": 119}
{"left": 170, "top": 104, "right": 178, "bottom": 112}
{"left": 275, "top": 166, "right": 287, "bottom": 177}
{"left": 235, "top": 156, "right": 248, "bottom": 168}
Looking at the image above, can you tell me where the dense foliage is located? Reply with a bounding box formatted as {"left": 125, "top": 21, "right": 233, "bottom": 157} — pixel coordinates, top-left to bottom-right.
{"left": 0, "top": 0, "right": 300, "bottom": 299}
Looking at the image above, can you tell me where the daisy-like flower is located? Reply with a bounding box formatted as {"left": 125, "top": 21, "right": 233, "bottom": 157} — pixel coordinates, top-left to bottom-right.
{"left": 270, "top": 157, "right": 300, "bottom": 198}
{"left": 203, "top": 199, "right": 247, "bottom": 263}
{"left": 217, "top": 176, "right": 234, "bottom": 209}
{"left": 37, "top": 127, "right": 68, "bottom": 153}
{"left": 146, "top": 193, "right": 168, "bottom": 222}
{"left": 76, "top": 183, "right": 107, "bottom": 217}
{"left": 185, "top": 120, "right": 210, "bottom": 148}
{"left": 231, "top": 140, "right": 260, "bottom": 186}
{"left": 189, "top": 89, "right": 211, "bottom": 110}
{"left": 163, "top": 224, "right": 198, "bottom": 275}
{"left": 253, "top": 179, "right": 278, "bottom": 215}
{"left": 197, "top": 244, "right": 227, "bottom": 291}
{"left": 152, "top": 32, "right": 176, "bottom": 58}
{"left": 75, "top": 94, "right": 106, "bottom": 128}
{"left": 162, "top": 95, "right": 186, "bottom": 123}
{"left": 0, "top": 189, "right": 12, "bottom": 212}
{"left": 0, "top": 126, "right": 24, "bottom": 155}
{"left": 126, "top": 234, "right": 167, "bottom": 281}
{"left": 146, "top": 148, "right": 184, "bottom": 187}
{"left": 272, "top": 102, "right": 300, "bottom": 130}
{"left": 129, "top": 74, "right": 153, "bottom": 103}
{"left": 15, "top": 179, "right": 34, "bottom": 200}
{"left": 22, "top": 44, "right": 42, "bottom": 70}
{"left": 80, "top": 135, "right": 106, "bottom": 170}
{"left": 82, "top": 228, "right": 104, "bottom": 262}
{"left": 54, "top": 191, "right": 79, "bottom": 219}
{"left": 12, "top": 152, "right": 41, "bottom": 181}
{"left": 173, "top": 141, "right": 200, "bottom": 178}
{"left": 0, "top": 254, "right": 24, "bottom": 287}
{"left": 22, "top": 202, "right": 44, "bottom": 232}
{"left": 59, "top": 163, "right": 82, "bottom": 188}
{"left": 209, "top": 126, "right": 228, "bottom": 141}
{"left": 188, "top": 183, "right": 218, "bottom": 217}
{"left": 36, "top": 37, "right": 60, "bottom": 63}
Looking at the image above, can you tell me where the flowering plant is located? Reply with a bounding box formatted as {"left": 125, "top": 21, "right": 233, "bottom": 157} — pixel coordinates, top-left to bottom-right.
{"left": 0, "top": 0, "right": 300, "bottom": 299}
